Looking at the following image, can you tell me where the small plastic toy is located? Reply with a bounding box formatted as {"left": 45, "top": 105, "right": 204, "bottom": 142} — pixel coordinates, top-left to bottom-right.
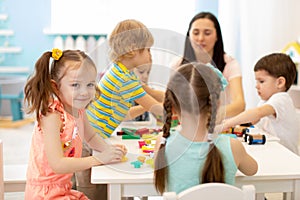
{"left": 121, "top": 128, "right": 141, "bottom": 139}
{"left": 141, "top": 145, "right": 154, "bottom": 153}
{"left": 222, "top": 123, "right": 252, "bottom": 137}
{"left": 156, "top": 115, "right": 180, "bottom": 127}
{"left": 130, "top": 160, "right": 143, "bottom": 168}
{"left": 246, "top": 134, "right": 266, "bottom": 145}
{"left": 145, "top": 158, "right": 154, "bottom": 168}
{"left": 136, "top": 128, "right": 150, "bottom": 136}
{"left": 120, "top": 128, "right": 160, "bottom": 139}
{"left": 121, "top": 156, "right": 128, "bottom": 162}
{"left": 122, "top": 134, "right": 141, "bottom": 139}
{"left": 137, "top": 156, "right": 146, "bottom": 163}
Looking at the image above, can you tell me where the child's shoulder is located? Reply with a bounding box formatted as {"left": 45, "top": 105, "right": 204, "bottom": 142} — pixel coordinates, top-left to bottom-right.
{"left": 269, "top": 92, "right": 291, "bottom": 101}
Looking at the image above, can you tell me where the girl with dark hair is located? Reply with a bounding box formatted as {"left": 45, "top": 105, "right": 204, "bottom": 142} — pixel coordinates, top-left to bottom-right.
{"left": 154, "top": 63, "right": 257, "bottom": 194}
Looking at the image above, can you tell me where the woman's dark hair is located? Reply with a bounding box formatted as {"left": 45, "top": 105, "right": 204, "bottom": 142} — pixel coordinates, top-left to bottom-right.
{"left": 154, "top": 63, "right": 224, "bottom": 194}
{"left": 181, "top": 12, "right": 226, "bottom": 72}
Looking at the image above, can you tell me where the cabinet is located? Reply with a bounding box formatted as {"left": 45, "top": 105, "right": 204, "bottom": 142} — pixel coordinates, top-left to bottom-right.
{"left": 0, "top": 14, "right": 22, "bottom": 56}
{"left": 0, "top": 12, "right": 27, "bottom": 120}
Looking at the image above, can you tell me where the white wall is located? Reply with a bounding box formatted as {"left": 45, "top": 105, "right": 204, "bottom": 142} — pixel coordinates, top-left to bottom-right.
{"left": 50, "top": 0, "right": 196, "bottom": 35}
{"left": 219, "top": 0, "right": 300, "bottom": 108}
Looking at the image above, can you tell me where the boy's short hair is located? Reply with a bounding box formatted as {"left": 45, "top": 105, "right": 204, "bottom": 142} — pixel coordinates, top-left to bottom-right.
{"left": 108, "top": 19, "right": 154, "bottom": 62}
{"left": 254, "top": 53, "right": 296, "bottom": 91}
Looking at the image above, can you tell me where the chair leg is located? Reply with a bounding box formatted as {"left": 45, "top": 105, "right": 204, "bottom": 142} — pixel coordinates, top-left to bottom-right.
{"left": 10, "top": 99, "right": 23, "bottom": 121}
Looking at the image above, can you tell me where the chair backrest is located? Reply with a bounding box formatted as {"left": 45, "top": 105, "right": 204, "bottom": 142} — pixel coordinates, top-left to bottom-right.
{"left": 163, "top": 183, "right": 255, "bottom": 200}
{"left": 0, "top": 139, "right": 4, "bottom": 200}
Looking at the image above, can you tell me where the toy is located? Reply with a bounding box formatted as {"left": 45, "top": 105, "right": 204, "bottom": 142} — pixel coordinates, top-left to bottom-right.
{"left": 137, "top": 156, "right": 146, "bottom": 163}
{"left": 121, "top": 128, "right": 141, "bottom": 139}
{"left": 246, "top": 134, "right": 266, "bottom": 145}
{"left": 130, "top": 160, "right": 143, "bottom": 168}
{"left": 136, "top": 128, "right": 150, "bottom": 136}
{"left": 155, "top": 115, "right": 180, "bottom": 127}
{"left": 141, "top": 145, "right": 154, "bottom": 153}
{"left": 145, "top": 158, "right": 154, "bottom": 168}
{"left": 120, "top": 127, "right": 160, "bottom": 139}
{"left": 243, "top": 126, "right": 261, "bottom": 142}
{"left": 121, "top": 156, "right": 128, "bottom": 162}
{"left": 221, "top": 123, "right": 253, "bottom": 137}
{"left": 122, "top": 134, "right": 140, "bottom": 139}
{"left": 138, "top": 141, "right": 146, "bottom": 148}
{"left": 243, "top": 126, "right": 266, "bottom": 145}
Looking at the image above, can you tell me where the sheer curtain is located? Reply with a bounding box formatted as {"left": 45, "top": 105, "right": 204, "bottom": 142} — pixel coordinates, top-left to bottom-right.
{"left": 218, "top": 0, "right": 300, "bottom": 108}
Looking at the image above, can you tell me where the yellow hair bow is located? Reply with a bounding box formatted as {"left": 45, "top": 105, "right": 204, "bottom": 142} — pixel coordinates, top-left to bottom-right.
{"left": 52, "top": 48, "right": 63, "bottom": 60}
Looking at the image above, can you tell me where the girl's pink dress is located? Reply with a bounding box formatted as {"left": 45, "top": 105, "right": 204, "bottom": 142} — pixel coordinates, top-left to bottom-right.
{"left": 25, "top": 100, "right": 89, "bottom": 200}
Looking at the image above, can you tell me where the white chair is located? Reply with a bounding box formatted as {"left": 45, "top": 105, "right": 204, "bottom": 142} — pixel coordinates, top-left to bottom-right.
{"left": 163, "top": 183, "right": 255, "bottom": 200}
{"left": 0, "top": 139, "right": 4, "bottom": 200}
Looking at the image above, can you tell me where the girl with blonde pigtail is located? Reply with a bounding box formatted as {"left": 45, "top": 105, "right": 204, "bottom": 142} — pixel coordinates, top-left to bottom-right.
{"left": 154, "top": 62, "right": 257, "bottom": 194}
{"left": 24, "top": 49, "right": 127, "bottom": 199}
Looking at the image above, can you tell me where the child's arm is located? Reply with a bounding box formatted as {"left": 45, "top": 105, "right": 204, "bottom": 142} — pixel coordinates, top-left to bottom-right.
{"left": 82, "top": 112, "right": 127, "bottom": 155}
{"left": 82, "top": 112, "right": 110, "bottom": 151}
{"left": 124, "top": 105, "right": 147, "bottom": 120}
{"left": 230, "top": 138, "right": 258, "bottom": 176}
{"left": 223, "top": 104, "right": 275, "bottom": 130}
{"left": 142, "top": 84, "right": 165, "bottom": 103}
{"left": 43, "top": 112, "right": 125, "bottom": 174}
{"left": 135, "top": 93, "right": 164, "bottom": 116}
{"left": 225, "top": 77, "right": 245, "bottom": 117}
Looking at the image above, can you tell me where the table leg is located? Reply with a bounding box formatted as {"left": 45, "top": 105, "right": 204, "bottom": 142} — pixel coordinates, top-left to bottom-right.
{"left": 256, "top": 193, "right": 265, "bottom": 200}
{"left": 108, "top": 183, "right": 121, "bottom": 200}
{"left": 292, "top": 180, "right": 300, "bottom": 200}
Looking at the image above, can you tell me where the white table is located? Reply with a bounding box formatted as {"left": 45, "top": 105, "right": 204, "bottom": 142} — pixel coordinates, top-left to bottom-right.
{"left": 91, "top": 136, "right": 300, "bottom": 200}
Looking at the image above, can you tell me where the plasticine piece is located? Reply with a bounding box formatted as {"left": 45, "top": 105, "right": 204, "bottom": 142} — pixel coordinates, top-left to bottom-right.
{"left": 138, "top": 141, "right": 146, "bottom": 148}
{"left": 137, "top": 156, "right": 146, "bottom": 163}
{"left": 122, "top": 134, "right": 141, "bottom": 139}
{"left": 117, "top": 131, "right": 125, "bottom": 135}
{"left": 121, "top": 128, "right": 137, "bottom": 135}
{"left": 141, "top": 134, "right": 157, "bottom": 140}
{"left": 121, "top": 156, "right": 128, "bottom": 162}
{"left": 146, "top": 158, "right": 154, "bottom": 168}
{"left": 131, "top": 160, "right": 143, "bottom": 168}
{"left": 141, "top": 144, "right": 154, "bottom": 153}
{"left": 136, "top": 128, "right": 149, "bottom": 136}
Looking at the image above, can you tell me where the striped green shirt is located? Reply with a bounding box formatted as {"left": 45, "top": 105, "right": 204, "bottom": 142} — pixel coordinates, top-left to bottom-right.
{"left": 87, "top": 62, "right": 146, "bottom": 138}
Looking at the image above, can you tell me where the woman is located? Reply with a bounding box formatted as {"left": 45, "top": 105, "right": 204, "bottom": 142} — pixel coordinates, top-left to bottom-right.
{"left": 173, "top": 12, "right": 245, "bottom": 118}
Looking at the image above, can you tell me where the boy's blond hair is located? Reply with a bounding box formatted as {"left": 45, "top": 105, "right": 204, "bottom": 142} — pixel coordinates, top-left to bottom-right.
{"left": 108, "top": 19, "right": 154, "bottom": 62}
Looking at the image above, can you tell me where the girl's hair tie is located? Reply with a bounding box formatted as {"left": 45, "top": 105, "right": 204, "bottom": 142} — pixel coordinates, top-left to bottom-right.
{"left": 206, "top": 63, "right": 228, "bottom": 91}
{"left": 52, "top": 48, "right": 63, "bottom": 60}
{"left": 160, "top": 137, "right": 167, "bottom": 145}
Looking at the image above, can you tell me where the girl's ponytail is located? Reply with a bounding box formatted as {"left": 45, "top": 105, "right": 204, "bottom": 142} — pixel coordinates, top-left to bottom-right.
{"left": 24, "top": 51, "right": 54, "bottom": 122}
{"left": 154, "top": 89, "right": 173, "bottom": 194}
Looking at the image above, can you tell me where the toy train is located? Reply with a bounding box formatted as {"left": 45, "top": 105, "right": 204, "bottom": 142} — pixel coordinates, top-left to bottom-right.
{"left": 222, "top": 123, "right": 266, "bottom": 145}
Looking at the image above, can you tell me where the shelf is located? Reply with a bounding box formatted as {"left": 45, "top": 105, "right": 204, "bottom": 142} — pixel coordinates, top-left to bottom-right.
{"left": 0, "top": 66, "right": 30, "bottom": 74}
{"left": 0, "top": 14, "right": 8, "bottom": 21}
{"left": 43, "top": 28, "right": 107, "bottom": 36}
{"left": 0, "top": 30, "right": 14, "bottom": 36}
{"left": 0, "top": 47, "right": 22, "bottom": 53}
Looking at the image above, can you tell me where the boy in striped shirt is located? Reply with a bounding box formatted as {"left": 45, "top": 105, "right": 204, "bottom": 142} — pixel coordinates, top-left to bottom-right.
{"left": 87, "top": 19, "right": 164, "bottom": 138}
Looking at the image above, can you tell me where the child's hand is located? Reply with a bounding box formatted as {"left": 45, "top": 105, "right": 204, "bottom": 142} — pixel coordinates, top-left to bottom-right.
{"left": 93, "top": 145, "right": 126, "bottom": 164}
{"left": 220, "top": 119, "right": 231, "bottom": 132}
{"left": 113, "top": 144, "right": 128, "bottom": 155}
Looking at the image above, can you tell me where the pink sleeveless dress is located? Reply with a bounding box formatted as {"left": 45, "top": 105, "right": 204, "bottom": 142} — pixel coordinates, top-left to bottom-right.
{"left": 25, "top": 100, "right": 89, "bottom": 200}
